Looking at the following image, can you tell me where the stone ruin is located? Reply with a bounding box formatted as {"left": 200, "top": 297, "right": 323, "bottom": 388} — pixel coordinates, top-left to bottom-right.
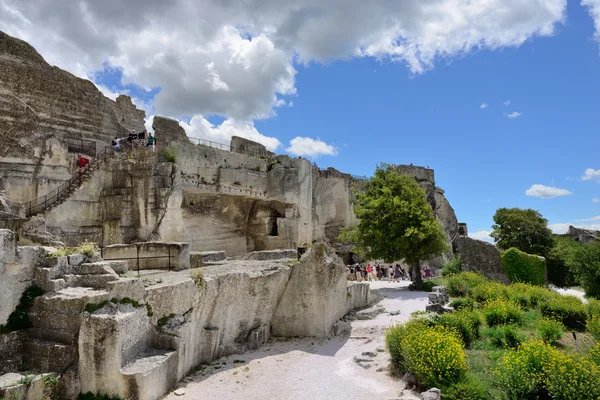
{"left": 0, "top": 30, "right": 464, "bottom": 399}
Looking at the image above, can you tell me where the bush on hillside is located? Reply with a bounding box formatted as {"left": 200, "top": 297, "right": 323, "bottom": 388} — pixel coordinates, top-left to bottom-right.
{"left": 545, "top": 236, "right": 580, "bottom": 288}
{"left": 442, "top": 373, "right": 488, "bottom": 400}
{"left": 590, "top": 343, "right": 600, "bottom": 367}
{"left": 567, "top": 242, "right": 600, "bottom": 299}
{"left": 507, "top": 283, "right": 553, "bottom": 308}
{"left": 487, "top": 324, "right": 523, "bottom": 349}
{"left": 543, "top": 352, "right": 600, "bottom": 400}
{"left": 501, "top": 247, "right": 546, "bottom": 286}
{"left": 441, "top": 256, "right": 461, "bottom": 276}
{"left": 540, "top": 295, "right": 587, "bottom": 331}
{"left": 385, "top": 321, "right": 467, "bottom": 388}
{"left": 589, "top": 299, "right": 600, "bottom": 317}
{"left": 587, "top": 314, "right": 600, "bottom": 340}
{"left": 445, "top": 272, "right": 488, "bottom": 297}
{"left": 482, "top": 299, "right": 523, "bottom": 327}
{"left": 434, "top": 309, "right": 482, "bottom": 346}
{"left": 496, "top": 340, "right": 555, "bottom": 398}
{"left": 449, "top": 297, "right": 475, "bottom": 311}
{"left": 469, "top": 282, "right": 507, "bottom": 303}
{"left": 536, "top": 318, "right": 564, "bottom": 344}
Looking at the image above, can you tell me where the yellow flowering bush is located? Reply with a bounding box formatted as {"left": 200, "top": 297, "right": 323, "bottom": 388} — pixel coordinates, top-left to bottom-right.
{"left": 590, "top": 343, "right": 600, "bottom": 367}
{"left": 589, "top": 298, "right": 600, "bottom": 317}
{"left": 482, "top": 298, "right": 523, "bottom": 327}
{"left": 588, "top": 314, "right": 600, "bottom": 340}
{"left": 544, "top": 352, "right": 600, "bottom": 399}
{"left": 385, "top": 321, "right": 467, "bottom": 388}
{"left": 469, "top": 282, "right": 507, "bottom": 303}
{"left": 496, "top": 340, "right": 555, "bottom": 398}
{"left": 536, "top": 317, "right": 564, "bottom": 344}
{"left": 445, "top": 272, "right": 488, "bottom": 297}
{"left": 434, "top": 309, "right": 482, "bottom": 346}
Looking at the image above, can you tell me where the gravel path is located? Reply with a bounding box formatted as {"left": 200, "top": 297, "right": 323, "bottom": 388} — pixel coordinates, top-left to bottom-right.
{"left": 551, "top": 286, "right": 588, "bottom": 303}
{"left": 163, "top": 281, "right": 428, "bottom": 400}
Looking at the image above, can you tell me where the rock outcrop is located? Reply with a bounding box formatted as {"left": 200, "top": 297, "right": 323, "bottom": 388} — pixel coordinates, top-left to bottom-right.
{"left": 0, "top": 31, "right": 146, "bottom": 202}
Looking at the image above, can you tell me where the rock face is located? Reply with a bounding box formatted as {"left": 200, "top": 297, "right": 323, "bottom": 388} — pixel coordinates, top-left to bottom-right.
{"left": 456, "top": 236, "right": 510, "bottom": 283}
{"left": 231, "top": 136, "right": 272, "bottom": 158}
{"left": 272, "top": 243, "right": 349, "bottom": 337}
{"left": 0, "top": 31, "right": 146, "bottom": 202}
{"left": 562, "top": 225, "right": 599, "bottom": 243}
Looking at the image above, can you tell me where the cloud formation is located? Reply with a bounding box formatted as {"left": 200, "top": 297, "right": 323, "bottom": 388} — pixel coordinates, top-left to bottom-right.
{"left": 583, "top": 0, "right": 600, "bottom": 40}
{"left": 0, "top": 0, "right": 567, "bottom": 122}
{"left": 506, "top": 111, "right": 522, "bottom": 119}
{"left": 470, "top": 230, "right": 494, "bottom": 243}
{"left": 582, "top": 168, "right": 600, "bottom": 181}
{"left": 286, "top": 137, "right": 338, "bottom": 158}
{"left": 594, "top": 197, "right": 600, "bottom": 203}
{"left": 525, "top": 184, "right": 572, "bottom": 199}
{"left": 504, "top": 100, "right": 511, "bottom": 106}
{"left": 480, "top": 103, "right": 489, "bottom": 109}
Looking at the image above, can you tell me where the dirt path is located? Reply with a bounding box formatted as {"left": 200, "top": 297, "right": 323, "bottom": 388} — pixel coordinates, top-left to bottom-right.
{"left": 163, "top": 281, "right": 428, "bottom": 400}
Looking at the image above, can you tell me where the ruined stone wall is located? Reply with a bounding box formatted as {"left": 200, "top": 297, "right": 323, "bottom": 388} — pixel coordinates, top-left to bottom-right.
{"left": 0, "top": 31, "right": 145, "bottom": 202}
{"left": 455, "top": 236, "right": 510, "bottom": 283}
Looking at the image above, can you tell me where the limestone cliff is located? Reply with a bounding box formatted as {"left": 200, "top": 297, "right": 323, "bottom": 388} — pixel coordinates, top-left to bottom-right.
{"left": 0, "top": 31, "right": 145, "bottom": 201}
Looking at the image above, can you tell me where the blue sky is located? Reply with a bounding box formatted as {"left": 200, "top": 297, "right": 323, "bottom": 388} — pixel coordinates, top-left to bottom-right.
{"left": 3, "top": 0, "right": 600, "bottom": 240}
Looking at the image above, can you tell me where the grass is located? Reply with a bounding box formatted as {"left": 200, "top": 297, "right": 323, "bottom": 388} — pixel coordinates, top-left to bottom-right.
{"left": 49, "top": 241, "right": 98, "bottom": 259}
{"left": 191, "top": 268, "right": 205, "bottom": 288}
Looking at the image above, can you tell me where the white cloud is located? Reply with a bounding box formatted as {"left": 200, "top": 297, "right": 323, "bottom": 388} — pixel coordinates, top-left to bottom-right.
{"left": 504, "top": 100, "right": 511, "bottom": 106}
{"left": 583, "top": 0, "right": 600, "bottom": 40}
{"left": 470, "top": 230, "right": 494, "bottom": 243}
{"left": 594, "top": 197, "right": 600, "bottom": 203}
{"left": 506, "top": 111, "right": 522, "bottom": 119}
{"left": 96, "top": 84, "right": 122, "bottom": 101}
{"left": 480, "top": 103, "right": 489, "bottom": 109}
{"left": 525, "top": 184, "right": 572, "bottom": 199}
{"left": 286, "top": 137, "right": 338, "bottom": 158}
{"left": 576, "top": 215, "right": 600, "bottom": 222}
{"left": 582, "top": 168, "right": 600, "bottom": 181}
{"left": 145, "top": 114, "right": 282, "bottom": 151}
{"left": 0, "top": 0, "right": 567, "bottom": 121}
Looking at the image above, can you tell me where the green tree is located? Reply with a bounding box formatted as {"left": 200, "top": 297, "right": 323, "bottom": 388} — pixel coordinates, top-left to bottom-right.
{"left": 490, "top": 208, "right": 553, "bottom": 256}
{"left": 546, "top": 236, "right": 580, "bottom": 288}
{"left": 567, "top": 242, "right": 600, "bottom": 299}
{"left": 341, "top": 164, "right": 448, "bottom": 289}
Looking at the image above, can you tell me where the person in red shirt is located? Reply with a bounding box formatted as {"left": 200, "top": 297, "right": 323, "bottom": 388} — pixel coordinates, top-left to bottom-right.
{"left": 76, "top": 154, "right": 90, "bottom": 185}
{"left": 366, "top": 264, "right": 373, "bottom": 282}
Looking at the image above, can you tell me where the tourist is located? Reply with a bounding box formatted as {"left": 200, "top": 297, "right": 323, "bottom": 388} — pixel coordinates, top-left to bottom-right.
{"left": 75, "top": 154, "right": 90, "bottom": 186}
{"left": 424, "top": 266, "right": 432, "bottom": 278}
{"left": 394, "top": 264, "right": 402, "bottom": 283}
{"left": 147, "top": 132, "right": 156, "bottom": 149}
{"left": 355, "top": 264, "right": 362, "bottom": 282}
{"left": 112, "top": 137, "right": 121, "bottom": 152}
{"left": 388, "top": 265, "right": 394, "bottom": 282}
{"left": 366, "top": 264, "right": 373, "bottom": 281}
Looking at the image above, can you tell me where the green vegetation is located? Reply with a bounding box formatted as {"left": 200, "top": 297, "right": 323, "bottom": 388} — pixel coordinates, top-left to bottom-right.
{"left": 0, "top": 285, "right": 44, "bottom": 332}
{"left": 386, "top": 271, "right": 600, "bottom": 398}
{"left": 490, "top": 207, "right": 553, "bottom": 256}
{"left": 146, "top": 303, "right": 153, "bottom": 317}
{"left": 545, "top": 236, "right": 579, "bottom": 288}
{"left": 440, "top": 255, "right": 461, "bottom": 277}
{"left": 18, "top": 375, "right": 34, "bottom": 385}
{"left": 49, "top": 241, "right": 98, "bottom": 258}
{"left": 161, "top": 146, "right": 177, "bottom": 163}
{"left": 158, "top": 313, "right": 176, "bottom": 327}
{"left": 501, "top": 247, "right": 546, "bottom": 286}
{"left": 191, "top": 268, "right": 205, "bottom": 287}
{"left": 567, "top": 241, "right": 600, "bottom": 299}
{"left": 340, "top": 164, "right": 448, "bottom": 289}
{"left": 84, "top": 301, "right": 109, "bottom": 314}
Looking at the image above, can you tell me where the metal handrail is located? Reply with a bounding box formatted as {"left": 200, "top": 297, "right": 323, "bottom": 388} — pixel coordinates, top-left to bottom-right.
{"left": 23, "top": 144, "right": 115, "bottom": 217}
{"left": 101, "top": 245, "right": 174, "bottom": 276}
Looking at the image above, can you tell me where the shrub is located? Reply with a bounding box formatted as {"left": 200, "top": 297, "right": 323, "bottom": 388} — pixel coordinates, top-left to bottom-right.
{"left": 587, "top": 314, "right": 600, "bottom": 340}
{"left": 191, "top": 268, "right": 205, "bottom": 288}
{"left": 590, "top": 343, "right": 600, "bottom": 367}
{"left": 445, "top": 272, "right": 488, "bottom": 297}
{"left": 441, "top": 256, "right": 461, "bottom": 276}
{"left": 536, "top": 318, "right": 564, "bottom": 344}
{"left": 448, "top": 297, "right": 475, "bottom": 311}
{"left": 496, "top": 340, "right": 556, "bottom": 398}
{"left": 501, "top": 247, "right": 546, "bottom": 286}
{"left": 508, "top": 283, "right": 553, "bottom": 308}
{"left": 76, "top": 241, "right": 99, "bottom": 257}
{"left": 482, "top": 299, "right": 523, "bottom": 327}
{"left": 545, "top": 236, "right": 579, "bottom": 288}
{"left": 543, "top": 352, "right": 600, "bottom": 400}
{"left": 434, "top": 309, "right": 481, "bottom": 346}
{"left": 469, "top": 282, "right": 507, "bottom": 303}
{"left": 488, "top": 324, "right": 523, "bottom": 349}
{"left": 442, "top": 373, "right": 488, "bottom": 400}
{"left": 421, "top": 279, "right": 444, "bottom": 292}
{"left": 161, "top": 146, "right": 177, "bottom": 163}
{"left": 385, "top": 322, "right": 467, "bottom": 388}
{"left": 567, "top": 241, "right": 600, "bottom": 299}
{"left": 540, "top": 295, "right": 587, "bottom": 331}
{"left": 589, "top": 299, "right": 600, "bottom": 317}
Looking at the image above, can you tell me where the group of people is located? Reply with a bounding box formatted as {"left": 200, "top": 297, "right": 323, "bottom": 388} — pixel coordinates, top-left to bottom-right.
{"left": 112, "top": 129, "right": 156, "bottom": 152}
{"left": 347, "top": 263, "right": 434, "bottom": 282}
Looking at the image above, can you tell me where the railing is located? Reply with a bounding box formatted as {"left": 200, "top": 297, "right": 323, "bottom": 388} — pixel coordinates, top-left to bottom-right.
{"left": 64, "top": 137, "right": 96, "bottom": 156}
{"left": 188, "top": 137, "right": 270, "bottom": 158}
{"left": 100, "top": 245, "right": 174, "bottom": 276}
{"left": 23, "top": 145, "right": 115, "bottom": 217}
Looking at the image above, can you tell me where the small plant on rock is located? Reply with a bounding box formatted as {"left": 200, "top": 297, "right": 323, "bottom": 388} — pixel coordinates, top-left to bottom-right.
{"left": 191, "top": 268, "right": 205, "bottom": 288}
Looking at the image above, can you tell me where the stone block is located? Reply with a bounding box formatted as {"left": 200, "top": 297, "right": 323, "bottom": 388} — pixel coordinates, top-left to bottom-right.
{"left": 102, "top": 242, "right": 190, "bottom": 271}
{"left": 0, "top": 229, "right": 17, "bottom": 264}
{"left": 68, "top": 253, "right": 87, "bottom": 267}
{"left": 107, "top": 260, "right": 129, "bottom": 274}
{"left": 355, "top": 304, "right": 385, "bottom": 320}
{"left": 76, "top": 262, "right": 118, "bottom": 275}
{"left": 247, "top": 325, "right": 269, "bottom": 351}
{"left": 73, "top": 274, "right": 119, "bottom": 289}
{"left": 332, "top": 320, "right": 352, "bottom": 336}
{"left": 243, "top": 249, "right": 297, "bottom": 261}
{"left": 107, "top": 278, "right": 146, "bottom": 302}
{"left": 421, "top": 388, "right": 441, "bottom": 400}
{"left": 190, "top": 251, "right": 227, "bottom": 265}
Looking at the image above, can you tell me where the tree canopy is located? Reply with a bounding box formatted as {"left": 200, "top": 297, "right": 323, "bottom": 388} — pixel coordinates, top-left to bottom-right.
{"left": 341, "top": 164, "right": 448, "bottom": 287}
{"left": 490, "top": 208, "right": 553, "bottom": 256}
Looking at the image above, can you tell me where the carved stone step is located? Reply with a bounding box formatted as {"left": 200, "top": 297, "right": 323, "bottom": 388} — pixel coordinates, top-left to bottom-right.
{"left": 24, "top": 339, "right": 76, "bottom": 372}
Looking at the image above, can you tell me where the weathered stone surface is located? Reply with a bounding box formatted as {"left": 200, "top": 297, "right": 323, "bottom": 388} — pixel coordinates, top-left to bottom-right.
{"left": 425, "top": 304, "right": 454, "bottom": 314}
{"left": 189, "top": 251, "right": 226, "bottom": 267}
{"left": 562, "top": 225, "right": 599, "bottom": 243}
{"left": 231, "top": 136, "right": 271, "bottom": 158}
{"left": 107, "top": 278, "right": 146, "bottom": 302}
{"left": 0, "top": 331, "right": 25, "bottom": 374}
{"left": 243, "top": 249, "right": 297, "bottom": 261}
{"left": 0, "top": 32, "right": 145, "bottom": 202}
{"left": 272, "top": 243, "right": 349, "bottom": 337}
{"left": 456, "top": 236, "right": 510, "bottom": 283}
{"left": 68, "top": 254, "right": 86, "bottom": 267}
{"left": 421, "top": 388, "right": 442, "bottom": 400}
{"left": 332, "top": 320, "right": 352, "bottom": 336}
{"left": 102, "top": 242, "right": 190, "bottom": 271}
{"left": 355, "top": 304, "right": 385, "bottom": 320}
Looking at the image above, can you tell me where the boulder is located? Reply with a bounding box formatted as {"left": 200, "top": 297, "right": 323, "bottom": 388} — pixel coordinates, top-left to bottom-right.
{"left": 243, "top": 249, "right": 297, "bottom": 261}
{"left": 421, "top": 388, "right": 441, "bottom": 400}
{"left": 355, "top": 304, "right": 385, "bottom": 320}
